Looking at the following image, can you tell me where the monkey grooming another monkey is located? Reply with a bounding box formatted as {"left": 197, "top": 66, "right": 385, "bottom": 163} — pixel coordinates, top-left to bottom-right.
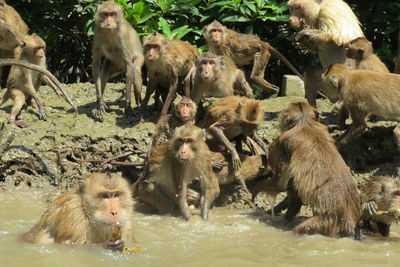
{"left": 360, "top": 176, "right": 400, "bottom": 237}
{"left": 200, "top": 96, "right": 267, "bottom": 174}
{"left": 255, "top": 102, "right": 361, "bottom": 238}
{"left": 203, "top": 20, "right": 303, "bottom": 98}
{"left": 142, "top": 32, "right": 199, "bottom": 115}
{"left": 23, "top": 173, "right": 134, "bottom": 251}
{"left": 344, "top": 37, "right": 389, "bottom": 73}
{"left": 137, "top": 125, "right": 220, "bottom": 220}
{"left": 323, "top": 63, "right": 400, "bottom": 147}
{"left": 0, "top": 35, "right": 77, "bottom": 127}
{"left": 184, "top": 52, "right": 254, "bottom": 105}
{"left": 92, "top": 1, "right": 144, "bottom": 118}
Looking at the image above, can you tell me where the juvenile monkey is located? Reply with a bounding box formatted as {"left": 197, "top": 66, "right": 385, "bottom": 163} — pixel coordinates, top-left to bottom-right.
{"left": 323, "top": 63, "right": 400, "bottom": 147}
{"left": 345, "top": 37, "right": 389, "bottom": 73}
{"left": 92, "top": 1, "right": 144, "bottom": 118}
{"left": 200, "top": 96, "right": 268, "bottom": 183}
{"left": 23, "top": 173, "right": 134, "bottom": 251}
{"left": 184, "top": 52, "right": 254, "bottom": 105}
{"left": 150, "top": 96, "right": 197, "bottom": 151}
{"left": 137, "top": 125, "right": 220, "bottom": 220}
{"left": 255, "top": 102, "right": 361, "bottom": 238}
{"left": 203, "top": 20, "right": 303, "bottom": 97}
{"left": 360, "top": 176, "right": 400, "bottom": 237}
{"left": 0, "top": 34, "right": 62, "bottom": 127}
{"left": 142, "top": 32, "right": 199, "bottom": 115}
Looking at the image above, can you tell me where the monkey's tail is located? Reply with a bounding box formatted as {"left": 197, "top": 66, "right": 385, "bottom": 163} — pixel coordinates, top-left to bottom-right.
{"left": 268, "top": 46, "right": 304, "bottom": 81}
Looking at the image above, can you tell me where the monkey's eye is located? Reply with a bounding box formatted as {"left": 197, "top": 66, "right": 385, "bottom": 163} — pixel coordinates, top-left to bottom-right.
{"left": 293, "top": 4, "right": 301, "bottom": 9}
{"left": 113, "top": 192, "right": 121, "bottom": 198}
{"left": 393, "top": 191, "right": 400, "bottom": 197}
{"left": 100, "top": 192, "right": 111, "bottom": 199}
{"left": 185, "top": 139, "right": 193, "bottom": 144}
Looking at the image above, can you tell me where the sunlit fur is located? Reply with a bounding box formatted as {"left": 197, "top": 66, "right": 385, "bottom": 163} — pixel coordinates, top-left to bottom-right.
{"left": 22, "top": 173, "right": 133, "bottom": 246}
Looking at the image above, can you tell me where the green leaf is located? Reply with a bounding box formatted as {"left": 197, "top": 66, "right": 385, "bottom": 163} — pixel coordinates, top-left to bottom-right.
{"left": 158, "top": 17, "right": 172, "bottom": 38}
{"left": 222, "top": 15, "right": 252, "bottom": 22}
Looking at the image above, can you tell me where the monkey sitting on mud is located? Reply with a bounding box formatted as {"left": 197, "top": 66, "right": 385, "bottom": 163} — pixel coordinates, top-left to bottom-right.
{"left": 136, "top": 124, "right": 220, "bottom": 221}
{"left": 360, "top": 176, "right": 400, "bottom": 237}
{"left": 23, "top": 173, "right": 134, "bottom": 251}
{"left": 254, "top": 102, "right": 361, "bottom": 239}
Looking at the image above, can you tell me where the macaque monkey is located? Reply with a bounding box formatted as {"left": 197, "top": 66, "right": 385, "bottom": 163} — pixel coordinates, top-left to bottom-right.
{"left": 395, "top": 55, "right": 400, "bottom": 74}
{"left": 92, "top": 1, "right": 144, "bottom": 118}
{"left": 323, "top": 63, "right": 400, "bottom": 147}
{"left": 203, "top": 20, "right": 303, "bottom": 97}
{"left": 142, "top": 32, "right": 199, "bottom": 115}
{"left": 255, "top": 102, "right": 361, "bottom": 238}
{"left": 0, "top": 0, "right": 29, "bottom": 86}
{"left": 360, "top": 176, "right": 400, "bottom": 237}
{"left": 23, "top": 173, "right": 134, "bottom": 251}
{"left": 200, "top": 96, "right": 268, "bottom": 183}
{"left": 344, "top": 37, "right": 389, "bottom": 73}
{"left": 0, "top": 34, "right": 76, "bottom": 127}
{"left": 184, "top": 52, "right": 254, "bottom": 105}
{"left": 150, "top": 96, "right": 197, "bottom": 151}
{"left": 136, "top": 125, "right": 220, "bottom": 220}
{"left": 288, "top": 0, "right": 364, "bottom": 128}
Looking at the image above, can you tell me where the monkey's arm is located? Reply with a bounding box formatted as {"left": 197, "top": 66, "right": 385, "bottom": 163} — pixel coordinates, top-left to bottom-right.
{"left": 295, "top": 29, "right": 336, "bottom": 53}
{"left": 161, "top": 67, "right": 179, "bottom": 115}
{"left": 91, "top": 43, "right": 107, "bottom": 118}
{"left": 183, "top": 65, "right": 195, "bottom": 98}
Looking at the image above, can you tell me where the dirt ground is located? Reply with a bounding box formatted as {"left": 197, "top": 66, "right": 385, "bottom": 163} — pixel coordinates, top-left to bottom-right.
{"left": 0, "top": 83, "right": 399, "bottom": 211}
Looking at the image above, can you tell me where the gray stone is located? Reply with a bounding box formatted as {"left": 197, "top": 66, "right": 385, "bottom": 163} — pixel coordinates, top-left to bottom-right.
{"left": 281, "top": 75, "right": 305, "bottom": 97}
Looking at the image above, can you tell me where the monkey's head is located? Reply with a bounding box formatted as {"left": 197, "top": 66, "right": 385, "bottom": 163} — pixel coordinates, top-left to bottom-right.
{"left": 345, "top": 37, "right": 372, "bottom": 61}
{"left": 203, "top": 20, "right": 227, "bottom": 44}
{"left": 143, "top": 32, "right": 167, "bottom": 61}
{"left": 236, "top": 99, "right": 263, "bottom": 134}
{"left": 288, "top": 0, "right": 321, "bottom": 30}
{"left": 279, "top": 101, "right": 319, "bottom": 131}
{"left": 175, "top": 97, "right": 197, "bottom": 122}
{"left": 172, "top": 125, "right": 205, "bottom": 162}
{"left": 196, "top": 52, "right": 224, "bottom": 80}
{"left": 0, "top": 1, "right": 5, "bottom": 7}
{"left": 323, "top": 63, "right": 350, "bottom": 91}
{"left": 80, "top": 173, "right": 133, "bottom": 226}
{"left": 19, "top": 34, "right": 46, "bottom": 61}
{"left": 372, "top": 178, "right": 400, "bottom": 220}
{"left": 95, "top": 1, "right": 123, "bottom": 30}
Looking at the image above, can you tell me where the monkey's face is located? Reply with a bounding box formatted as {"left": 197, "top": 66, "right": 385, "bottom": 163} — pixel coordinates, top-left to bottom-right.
{"left": 322, "top": 64, "right": 348, "bottom": 91}
{"left": 144, "top": 43, "right": 161, "bottom": 61}
{"left": 199, "top": 59, "right": 216, "bottom": 80}
{"left": 33, "top": 46, "right": 46, "bottom": 59}
{"left": 174, "top": 137, "right": 196, "bottom": 161}
{"left": 177, "top": 102, "right": 195, "bottom": 121}
{"left": 208, "top": 28, "right": 224, "bottom": 43}
{"left": 288, "top": 0, "right": 319, "bottom": 30}
{"left": 345, "top": 46, "right": 365, "bottom": 61}
{"left": 99, "top": 11, "right": 120, "bottom": 30}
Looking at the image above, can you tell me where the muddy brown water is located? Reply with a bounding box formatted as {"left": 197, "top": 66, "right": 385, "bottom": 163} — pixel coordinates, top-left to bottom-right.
{"left": 1, "top": 188, "right": 400, "bottom": 267}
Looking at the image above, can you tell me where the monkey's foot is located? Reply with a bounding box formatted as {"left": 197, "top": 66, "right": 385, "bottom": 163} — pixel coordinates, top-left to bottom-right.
{"left": 104, "top": 239, "right": 125, "bottom": 252}
{"left": 91, "top": 102, "right": 108, "bottom": 119}
{"left": 232, "top": 155, "right": 242, "bottom": 171}
{"left": 124, "top": 105, "right": 134, "bottom": 117}
{"left": 38, "top": 110, "right": 48, "bottom": 120}
{"left": 10, "top": 120, "right": 29, "bottom": 128}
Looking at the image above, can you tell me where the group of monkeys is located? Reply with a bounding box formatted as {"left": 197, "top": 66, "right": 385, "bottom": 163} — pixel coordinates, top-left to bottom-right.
{"left": 1, "top": 0, "right": 400, "bottom": 252}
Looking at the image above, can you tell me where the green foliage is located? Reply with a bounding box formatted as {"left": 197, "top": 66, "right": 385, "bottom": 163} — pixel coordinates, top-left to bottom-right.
{"left": 8, "top": 0, "right": 400, "bottom": 85}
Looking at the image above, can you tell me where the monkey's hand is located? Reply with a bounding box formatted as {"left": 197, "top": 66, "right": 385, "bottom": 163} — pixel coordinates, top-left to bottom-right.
{"left": 232, "top": 153, "right": 242, "bottom": 171}
{"left": 38, "top": 109, "right": 48, "bottom": 121}
{"left": 294, "top": 29, "right": 328, "bottom": 53}
{"left": 278, "top": 24, "right": 294, "bottom": 38}
{"left": 363, "top": 201, "right": 378, "bottom": 216}
{"left": 103, "top": 239, "right": 125, "bottom": 252}
{"left": 212, "top": 159, "right": 226, "bottom": 171}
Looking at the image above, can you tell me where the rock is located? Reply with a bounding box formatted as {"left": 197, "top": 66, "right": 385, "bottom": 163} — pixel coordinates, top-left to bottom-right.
{"left": 281, "top": 75, "right": 305, "bottom": 97}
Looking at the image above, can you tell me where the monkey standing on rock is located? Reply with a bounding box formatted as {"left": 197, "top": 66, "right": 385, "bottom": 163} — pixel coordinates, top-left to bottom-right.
{"left": 203, "top": 20, "right": 304, "bottom": 98}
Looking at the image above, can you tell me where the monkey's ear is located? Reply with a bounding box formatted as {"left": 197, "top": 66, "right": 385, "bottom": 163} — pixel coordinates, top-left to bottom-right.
{"left": 326, "top": 74, "right": 340, "bottom": 89}
{"left": 313, "top": 109, "right": 320, "bottom": 120}
{"left": 19, "top": 41, "right": 26, "bottom": 48}
{"left": 220, "top": 57, "right": 225, "bottom": 68}
{"left": 236, "top": 101, "right": 244, "bottom": 114}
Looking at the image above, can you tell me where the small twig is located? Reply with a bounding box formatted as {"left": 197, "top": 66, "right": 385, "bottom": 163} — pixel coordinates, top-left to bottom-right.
{"left": 79, "top": 158, "right": 144, "bottom": 166}
{"left": 100, "top": 151, "right": 134, "bottom": 166}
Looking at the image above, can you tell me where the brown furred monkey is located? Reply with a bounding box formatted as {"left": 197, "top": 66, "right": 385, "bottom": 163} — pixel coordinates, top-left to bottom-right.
{"left": 0, "top": 35, "right": 77, "bottom": 127}
{"left": 137, "top": 124, "right": 220, "bottom": 221}
{"left": 323, "top": 63, "right": 400, "bottom": 147}
{"left": 344, "top": 37, "right": 389, "bottom": 73}
{"left": 288, "top": 0, "right": 364, "bottom": 127}
{"left": 184, "top": 52, "right": 254, "bottom": 105}
{"left": 360, "top": 176, "right": 400, "bottom": 237}
{"left": 23, "top": 173, "right": 134, "bottom": 251}
{"left": 203, "top": 20, "right": 304, "bottom": 98}
{"left": 255, "top": 102, "right": 361, "bottom": 238}
{"left": 0, "top": 0, "right": 29, "bottom": 86}
{"left": 200, "top": 96, "right": 268, "bottom": 192}
{"left": 150, "top": 96, "right": 197, "bottom": 151}
{"left": 92, "top": 1, "right": 144, "bottom": 118}
{"left": 142, "top": 32, "right": 199, "bottom": 115}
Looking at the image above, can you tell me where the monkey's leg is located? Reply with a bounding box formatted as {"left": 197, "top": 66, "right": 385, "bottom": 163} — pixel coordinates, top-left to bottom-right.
{"left": 209, "top": 124, "right": 241, "bottom": 171}
{"left": 179, "top": 180, "right": 191, "bottom": 220}
{"left": 137, "top": 182, "right": 176, "bottom": 214}
{"left": 338, "top": 108, "right": 367, "bottom": 146}
{"left": 9, "top": 89, "right": 28, "bottom": 127}
{"left": 141, "top": 76, "right": 157, "bottom": 109}
{"left": 376, "top": 222, "right": 390, "bottom": 237}
{"left": 284, "top": 188, "right": 302, "bottom": 222}
{"left": 250, "top": 133, "right": 269, "bottom": 156}
{"left": 160, "top": 74, "right": 178, "bottom": 115}
{"left": 27, "top": 85, "right": 47, "bottom": 121}
{"left": 250, "top": 51, "right": 279, "bottom": 98}
{"left": 132, "top": 54, "right": 144, "bottom": 107}
{"left": 266, "top": 197, "right": 289, "bottom": 216}
{"left": 304, "top": 67, "right": 323, "bottom": 108}
{"left": 92, "top": 52, "right": 106, "bottom": 118}
{"left": 292, "top": 215, "right": 327, "bottom": 236}
{"left": 124, "top": 61, "right": 134, "bottom": 116}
